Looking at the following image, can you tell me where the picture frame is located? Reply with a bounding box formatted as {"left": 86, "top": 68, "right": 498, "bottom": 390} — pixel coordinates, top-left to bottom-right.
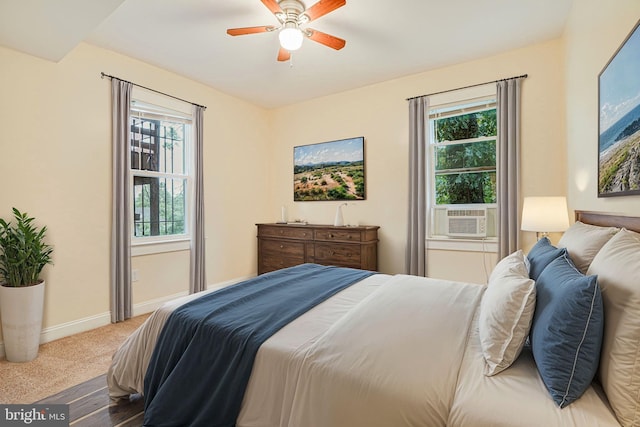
{"left": 598, "top": 19, "right": 640, "bottom": 197}
{"left": 294, "top": 137, "right": 365, "bottom": 201}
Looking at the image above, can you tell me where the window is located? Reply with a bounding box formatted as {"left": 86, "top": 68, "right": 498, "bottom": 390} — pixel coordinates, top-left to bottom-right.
{"left": 429, "top": 96, "right": 498, "bottom": 239}
{"left": 130, "top": 100, "right": 192, "bottom": 244}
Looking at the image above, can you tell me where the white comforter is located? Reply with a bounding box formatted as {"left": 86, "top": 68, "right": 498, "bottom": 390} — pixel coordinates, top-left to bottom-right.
{"left": 240, "top": 274, "right": 484, "bottom": 427}
{"left": 107, "top": 272, "right": 620, "bottom": 427}
{"left": 448, "top": 306, "right": 621, "bottom": 427}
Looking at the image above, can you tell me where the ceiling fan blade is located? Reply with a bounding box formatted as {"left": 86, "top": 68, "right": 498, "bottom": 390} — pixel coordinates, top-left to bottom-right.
{"left": 227, "top": 26, "right": 274, "bottom": 36}
{"left": 278, "top": 47, "right": 291, "bottom": 62}
{"left": 306, "top": 29, "right": 346, "bottom": 50}
{"left": 261, "top": 0, "right": 283, "bottom": 14}
{"left": 303, "top": 0, "right": 346, "bottom": 22}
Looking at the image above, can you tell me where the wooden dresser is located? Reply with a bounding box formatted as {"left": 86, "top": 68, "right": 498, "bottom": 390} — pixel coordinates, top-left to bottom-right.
{"left": 256, "top": 223, "right": 379, "bottom": 274}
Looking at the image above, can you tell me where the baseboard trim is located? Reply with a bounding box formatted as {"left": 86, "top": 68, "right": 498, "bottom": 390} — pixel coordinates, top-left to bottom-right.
{"left": 0, "top": 275, "right": 254, "bottom": 360}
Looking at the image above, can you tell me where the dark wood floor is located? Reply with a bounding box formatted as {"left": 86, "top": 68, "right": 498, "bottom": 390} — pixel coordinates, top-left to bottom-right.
{"left": 35, "top": 374, "right": 143, "bottom": 426}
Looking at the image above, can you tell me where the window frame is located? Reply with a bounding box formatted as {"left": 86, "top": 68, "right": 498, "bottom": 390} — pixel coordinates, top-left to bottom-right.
{"left": 128, "top": 94, "right": 193, "bottom": 255}
{"left": 426, "top": 88, "right": 498, "bottom": 244}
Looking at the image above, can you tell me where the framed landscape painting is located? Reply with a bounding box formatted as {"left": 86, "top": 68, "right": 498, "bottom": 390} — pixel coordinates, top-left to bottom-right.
{"left": 598, "top": 19, "right": 640, "bottom": 197}
{"left": 294, "top": 137, "right": 365, "bottom": 201}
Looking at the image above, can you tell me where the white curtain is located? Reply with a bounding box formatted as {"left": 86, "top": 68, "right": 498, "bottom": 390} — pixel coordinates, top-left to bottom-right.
{"left": 406, "top": 96, "right": 430, "bottom": 276}
{"left": 190, "top": 105, "right": 207, "bottom": 294}
{"left": 110, "top": 78, "right": 133, "bottom": 322}
{"left": 497, "top": 77, "right": 524, "bottom": 259}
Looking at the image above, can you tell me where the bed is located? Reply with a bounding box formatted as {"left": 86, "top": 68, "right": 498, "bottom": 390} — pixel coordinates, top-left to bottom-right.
{"left": 108, "top": 210, "right": 640, "bottom": 427}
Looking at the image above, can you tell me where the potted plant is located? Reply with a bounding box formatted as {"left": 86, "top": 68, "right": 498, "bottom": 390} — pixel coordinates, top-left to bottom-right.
{"left": 0, "top": 208, "right": 53, "bottom": 362}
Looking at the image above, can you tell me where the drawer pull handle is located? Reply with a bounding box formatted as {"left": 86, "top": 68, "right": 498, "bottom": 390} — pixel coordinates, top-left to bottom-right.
{"left": 303, "top": 232, "right": 307, "bottom": 237}
{"left": 328, "top": 233, "right": 333, "bottom": 238}
{"left": 280, "top": 230, "right": 284, "bottom": 234}
{"left": 280, "top": 245, "right": 284, "bottom": 249}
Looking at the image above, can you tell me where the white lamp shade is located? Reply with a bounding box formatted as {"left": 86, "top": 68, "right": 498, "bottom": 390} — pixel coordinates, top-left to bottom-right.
{"left": 521, "top": 196, "right": 570, "bottom": 233}
{"left": 279, "top": 26, "right": 303, "bottom": 51}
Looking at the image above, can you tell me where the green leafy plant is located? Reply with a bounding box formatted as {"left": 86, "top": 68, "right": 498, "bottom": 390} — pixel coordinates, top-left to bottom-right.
{"left": 0, "top": 208, "right": 53, "bottom": 287}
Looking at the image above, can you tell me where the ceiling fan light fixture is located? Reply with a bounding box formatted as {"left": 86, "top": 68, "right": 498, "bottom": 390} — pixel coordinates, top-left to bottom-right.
{"left": 279, "top": 24, "right": 303, "bottom": 51}
{"left": 226, "top": 0, "right": 346, "bottom": 61}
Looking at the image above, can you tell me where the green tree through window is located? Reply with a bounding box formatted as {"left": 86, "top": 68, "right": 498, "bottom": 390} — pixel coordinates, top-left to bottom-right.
{"left": 432, "top": 106, "right": 497, "bottom": 205}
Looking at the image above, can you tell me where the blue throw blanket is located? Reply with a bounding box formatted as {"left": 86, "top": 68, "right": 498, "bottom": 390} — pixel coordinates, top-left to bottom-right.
{"left": 143, "top": 263, "right": 375, "bottom": 427}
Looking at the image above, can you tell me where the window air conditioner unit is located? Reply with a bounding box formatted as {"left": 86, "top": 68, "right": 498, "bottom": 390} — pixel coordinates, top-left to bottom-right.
{"left": 446, "top": 207, "right": 487, "bottom": 238}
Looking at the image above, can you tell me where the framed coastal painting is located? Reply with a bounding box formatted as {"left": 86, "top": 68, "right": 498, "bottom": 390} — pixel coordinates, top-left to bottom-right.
{"left": 598, "top": 19, "right": 640, "bottom": 197}
{"left": 293, "top": 137, "right": 365, "bottom": 201}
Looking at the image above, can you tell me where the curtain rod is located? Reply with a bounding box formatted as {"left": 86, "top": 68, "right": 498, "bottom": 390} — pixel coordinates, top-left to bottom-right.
{"left": 406, "top": 74, "right": 528, "bottom": 101}
{"left": 101, "top": 72, "right": 207, "bottom": 110}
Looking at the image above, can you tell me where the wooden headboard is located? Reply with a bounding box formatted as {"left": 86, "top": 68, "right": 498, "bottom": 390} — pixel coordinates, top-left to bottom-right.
{"left": 575, "top": 210, "right": 640, "bottom": 233}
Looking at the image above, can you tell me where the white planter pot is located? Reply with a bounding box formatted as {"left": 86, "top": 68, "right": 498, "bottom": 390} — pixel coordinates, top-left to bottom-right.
{"left": 0, "top": 281, "right": 45, "bottom": 362}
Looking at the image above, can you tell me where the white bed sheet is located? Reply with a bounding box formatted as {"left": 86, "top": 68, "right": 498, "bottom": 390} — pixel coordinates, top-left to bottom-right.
{"left": 237, "top": 273, "right": 391, "bottom": 426}
{"left": 280, "top": 274, "right": 484, "bottom": 427}
{"left": 108, "top": 270, "right": 618, "bottom": 427}
{"left": 448, "top": 307, "right": 621, "bottom": 427}
{"left": 107, "top": 274, "right": 390, "bottom": 402}
{"left": 108, "top": 273, "right": 484, "bottom": 427}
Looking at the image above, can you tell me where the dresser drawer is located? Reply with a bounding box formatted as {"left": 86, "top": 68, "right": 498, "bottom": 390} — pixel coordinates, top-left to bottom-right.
{"left": 314, "top": 243, "right": 361, "bottom": 267}
{"left": 260, "top": 239, "right": 306, "bottom": 259}
{"left": 315, "top": 228, "right": 362, "bottom": 242}
{"left": 260, "top": 255, "right": 304, "bottom": 273}
{"left": 259, "top": 225, "right": 312, "bottom": 240}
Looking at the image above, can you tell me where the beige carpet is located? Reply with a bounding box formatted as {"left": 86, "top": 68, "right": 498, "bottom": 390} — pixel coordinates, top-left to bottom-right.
{"left": 0, "top": 314, "right": 149, "bottom": 404}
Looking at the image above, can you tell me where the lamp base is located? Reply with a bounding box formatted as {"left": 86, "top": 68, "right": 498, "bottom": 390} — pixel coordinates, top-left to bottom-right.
{"left": 535, "top": 231, "right": 550, "bottom": 241}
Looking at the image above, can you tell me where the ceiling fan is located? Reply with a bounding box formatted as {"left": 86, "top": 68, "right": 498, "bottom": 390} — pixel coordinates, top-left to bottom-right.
{"left": 227, "top": 0, "right": 346, "bottom": 62}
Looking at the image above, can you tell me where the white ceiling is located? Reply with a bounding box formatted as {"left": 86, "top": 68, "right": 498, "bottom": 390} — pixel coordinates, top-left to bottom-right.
{"left": 0, "top": 0, "right": 573, "bottom": 108}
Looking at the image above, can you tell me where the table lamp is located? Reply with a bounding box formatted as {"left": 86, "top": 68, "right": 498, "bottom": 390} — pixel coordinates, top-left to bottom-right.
{"left": 521, "top": 196, "right": 570, "bottom": 240}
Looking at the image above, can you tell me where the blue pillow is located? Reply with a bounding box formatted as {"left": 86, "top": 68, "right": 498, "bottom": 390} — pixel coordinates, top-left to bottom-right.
{"left": 527, "top": 237, "right": 567, "bottom": 280}
{"left": 530, "top": 254, "right": 604, "bottom": 408}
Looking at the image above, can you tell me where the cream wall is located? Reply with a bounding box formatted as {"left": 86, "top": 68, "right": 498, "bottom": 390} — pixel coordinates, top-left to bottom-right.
{"left": 565, "top": 0, "right": 640, "bottom": 214}
{"left": 0, "top": 43, "right": 271, "bottom": 346}
{"left": 267, "top": 39, "right": 566, "bottom": 277}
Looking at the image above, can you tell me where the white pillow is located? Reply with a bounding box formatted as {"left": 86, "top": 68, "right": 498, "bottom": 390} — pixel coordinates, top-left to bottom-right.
{"left": 557, "top": 221, "right": 618, "bottom": 273}
{"left": 587, "top": 229, "right": 640, "bottom": 427}
{"left": 479, "top": 250, "right": 536, "bottom": 376}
